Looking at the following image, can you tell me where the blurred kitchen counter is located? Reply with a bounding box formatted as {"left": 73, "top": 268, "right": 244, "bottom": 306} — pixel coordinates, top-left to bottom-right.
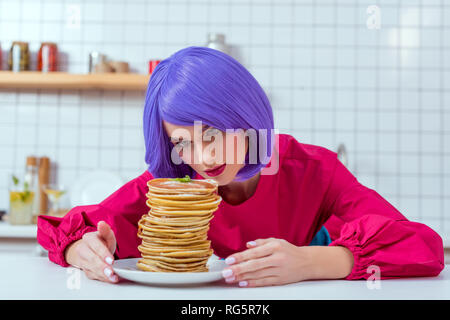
{"left": 0, "top": 221, "right": 45, "bottom": 256}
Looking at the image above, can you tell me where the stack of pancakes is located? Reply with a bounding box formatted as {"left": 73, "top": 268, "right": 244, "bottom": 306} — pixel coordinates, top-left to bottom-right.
{"left": 137, "top": 177, "right": 222, "bottom": 272}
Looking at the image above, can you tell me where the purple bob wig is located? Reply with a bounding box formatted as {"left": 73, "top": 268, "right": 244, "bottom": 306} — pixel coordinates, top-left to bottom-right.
{"left": 143, "top": 46, "right": 274, "bottom": 182}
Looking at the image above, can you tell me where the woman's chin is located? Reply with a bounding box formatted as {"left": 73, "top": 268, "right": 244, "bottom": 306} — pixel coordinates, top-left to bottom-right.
{"left": 199, "top": 172, "right": 231, "bottom": 186}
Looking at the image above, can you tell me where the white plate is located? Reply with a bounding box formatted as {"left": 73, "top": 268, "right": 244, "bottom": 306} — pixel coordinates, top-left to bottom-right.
{"left": 70, "top": 170, "right": 124, "bottom": 206}
{"left": 113, "top": 257, "right": 227, "bottom": 285}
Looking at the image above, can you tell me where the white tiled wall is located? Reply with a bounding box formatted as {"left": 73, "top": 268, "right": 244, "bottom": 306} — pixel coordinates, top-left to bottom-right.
{"left": 0, "top": 0, "right": 449, "bottom": 242}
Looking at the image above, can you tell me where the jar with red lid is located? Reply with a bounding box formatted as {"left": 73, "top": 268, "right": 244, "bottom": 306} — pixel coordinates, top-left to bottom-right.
{"left": 148, "top": 60, "right": 161, "bottom": 74}
{"left": 38, "top": 42, "right": 58, "bottom": 72}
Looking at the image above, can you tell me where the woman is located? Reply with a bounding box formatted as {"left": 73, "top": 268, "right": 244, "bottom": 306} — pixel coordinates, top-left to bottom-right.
{"left": 37, "top": 46, "right": 444, "bottom": 287}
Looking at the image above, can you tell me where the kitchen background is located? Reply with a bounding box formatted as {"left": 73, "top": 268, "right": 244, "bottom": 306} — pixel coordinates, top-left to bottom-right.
{"left": 0, "top": 0, "right": 449, "bottom": 246}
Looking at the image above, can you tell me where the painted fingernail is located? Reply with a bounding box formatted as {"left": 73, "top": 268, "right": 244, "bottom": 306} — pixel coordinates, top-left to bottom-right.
{"left": 239, "top": 281, "right": 248, "bottom": 287}
{"left": 225, "top": 275, "right": 235, "bottom": 282}
{"left": 109, "top": 275, "right": 118, "bottom": 282}
{"left": 222, "top": 269, "right": 233, "bottom": 278}
{"left": 104, "top": 267, "right": 112, "bottom": 277}
{"left": 247, "top": 241, "right": 257, "bottom": 246}
{"left": 225, "top": 257, "right": 236, "bottom": 265}
{"left": 105, "top": 257, "right": 113, "bottom": 265}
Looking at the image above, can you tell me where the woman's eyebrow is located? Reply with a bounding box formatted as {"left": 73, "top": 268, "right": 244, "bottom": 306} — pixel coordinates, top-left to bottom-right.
{"left": 170, "top": 126, "right": 210, "bottom": 143}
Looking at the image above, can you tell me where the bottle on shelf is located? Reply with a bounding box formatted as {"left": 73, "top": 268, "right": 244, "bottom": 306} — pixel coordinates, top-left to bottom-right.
{"left": 24, "top": 156, "right": 41, "bottom": 222}
{"left": 205, "top": 33, "right": 230, "bottom": 55}
{"left": 38, "top": 157, "right": 50, "bottom": 215}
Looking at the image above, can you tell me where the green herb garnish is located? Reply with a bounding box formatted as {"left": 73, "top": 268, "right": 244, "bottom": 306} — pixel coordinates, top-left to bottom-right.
{"left": 172, "top": 175, "right": 191, "bottom": 182}
{"left": 12, "top": 175, "right": 19, "bottom": 186}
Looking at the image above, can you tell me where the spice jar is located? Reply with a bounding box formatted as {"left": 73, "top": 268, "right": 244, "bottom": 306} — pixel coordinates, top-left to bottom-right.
{"left": 38, "top": 42, "right": 58, "bottom": 72}
{"left": 148, "top": 60, "right": 160, "bottom": 74}
{"left": 8, "top": 41, "right": 30, "bottom": 72}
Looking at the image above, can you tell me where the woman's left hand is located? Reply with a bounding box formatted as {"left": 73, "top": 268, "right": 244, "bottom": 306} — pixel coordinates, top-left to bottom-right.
{"left": 221, "top": 237, "right": 315, "bottom": 288}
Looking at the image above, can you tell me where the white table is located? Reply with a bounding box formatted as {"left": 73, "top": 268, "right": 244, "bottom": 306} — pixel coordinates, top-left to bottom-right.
{"left": 0, "top": 255, "right": 448, "bottom": 300}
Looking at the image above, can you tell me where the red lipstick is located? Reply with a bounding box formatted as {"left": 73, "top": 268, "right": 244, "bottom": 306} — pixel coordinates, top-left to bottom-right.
{"left": 204, "top": 164, "right": 226, "bottom": 177}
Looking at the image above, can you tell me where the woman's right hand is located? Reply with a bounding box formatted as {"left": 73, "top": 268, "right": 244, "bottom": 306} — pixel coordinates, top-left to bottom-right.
{"left": 65, "top": 221, "right": 118, "bottom": 283}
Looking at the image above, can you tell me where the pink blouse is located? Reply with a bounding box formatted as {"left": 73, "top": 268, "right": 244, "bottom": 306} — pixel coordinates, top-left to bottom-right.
{"left": 37, "top": 133, "right": 444, "bottom": 280}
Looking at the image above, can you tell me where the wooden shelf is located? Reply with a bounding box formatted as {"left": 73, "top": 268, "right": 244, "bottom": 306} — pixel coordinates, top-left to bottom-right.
{"left": 0, "top": 71, "right": 150, "bottom": 91}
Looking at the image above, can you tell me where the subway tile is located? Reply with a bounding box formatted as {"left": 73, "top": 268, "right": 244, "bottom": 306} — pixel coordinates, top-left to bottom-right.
{"left": 378, "top": 154, "right": 398, "bottom": 175}
{"left": 398, "top": 198, "right": 420, "bottom": 220}
{"left": 17, "top": 124, "right": 36, "bottom": 147}
{"left": 420, "top": 112, "right": 441, "bottom": 132}
{"left": 420, "top": 176, "right": 441, "bottom": 198}
{"left": 38, "top": 125, "right": 58, "bottom": 147}
{"left": 167, "top": 2, "right": 188, "bottom": 24}
{"left": 400, "top": 176, "right": 420, "bottom": 197}
{"left": 314, "top": 89, "right": 333, "bottom": 109}
{"left": 80, "top": 127, "right": 100, "bottom": 147}
{"left": 120, "top": 148, "right": 144, "bottom": 169}
{"left": 0, "top": 146, "right": 15, "bottom": 168}
{"left": 1, "top": 1, "right": 20, "bottom": 20}
{"left": 57, "top": 127, "right": 79, "bottom": 147}
{"left": 273, "top": 109, "right": 291, "bottom": 130}
{"left": 378, "top": 111, "right": 398, "bottom": 131}
{"left": 356, "top": 111, "right": 376, "bottom": 131}
{"left": 100, "top": 127, "right": 121, "bottom": 148}
{"left": 56, "top": 147, "right": 79, "bottom": 169}
{"left": 399, "top": 111, "right": 419, "bottom": 131}
{"left": 124, "top": 2, "right": 147, "bottom": 23}
{"left": 188, "top": 3, "right": 208, "bottom": 25}
{"left": 356, "top": 91, "right": 376, "bottom": 110}
{"left": 20, "top": 22, "right": 41, "bottom": 42}
{"left": 313, "top": 132, "right": 335, "bottom": 151}
{"left": 292, "top": 110, "right": 312, "bottom": 131}
{"left": 122, "top": 127, "right": 143, "bottom": 148}
{"left": 147, "top": 4, "right": 167, "bottom": 23}
{"left": 79, "top": 147, "right": 99, "bottom": 169}
{"left": 378, "top": 132, "right": 398, "bottom": 153}
{"left": 420, "top": 133, "right": 440, "bottom": 153}
{"left": 314, "top": 110, "right": 334, "bottom": 131}
{"left": 399, "top": 154, "right": 419, "bottom": 175}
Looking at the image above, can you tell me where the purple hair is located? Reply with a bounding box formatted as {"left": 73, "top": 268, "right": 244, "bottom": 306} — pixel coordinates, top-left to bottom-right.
{"left": 143, "top": 46, "right": 274, "bottom": 182}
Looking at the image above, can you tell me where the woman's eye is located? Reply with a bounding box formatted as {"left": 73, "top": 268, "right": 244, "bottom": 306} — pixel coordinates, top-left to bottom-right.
{"left": 203, "top": 128, "right": 220, "bottom": 138}
{"left": 175, "top": 140, "right": 191, "bottom": 149}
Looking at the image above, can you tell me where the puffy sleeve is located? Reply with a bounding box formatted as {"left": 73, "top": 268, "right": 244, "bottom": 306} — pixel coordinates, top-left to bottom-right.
{"left": 322, "top": 156, "right": 445, "bottom": 280}
{"left": 37, "top": 170, "right": 152, "bottom": 267}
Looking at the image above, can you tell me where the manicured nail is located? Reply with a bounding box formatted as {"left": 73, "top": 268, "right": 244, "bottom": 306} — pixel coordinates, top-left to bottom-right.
{"left": 247, "top": 241, "right": 257, "bottom": 246}
{"left": 104, "top": 267, "right": 112, "bottom": 277}
{"left": 225, "top": 257, "right": 236, "bottom": 265}
{"left": 105, "top": 257, "right": 113, "bottom": 265}
{"left": 222, "top": 269, "right": 233, "bottom": 278}
{"left": 239, "top": 281, "right": 248, "bottom": 287}
{"left": 225, "top": 275, "right": 235, "bottom": 282}
{"left": 109, "top": 275, "right": 118, "bottom": 282}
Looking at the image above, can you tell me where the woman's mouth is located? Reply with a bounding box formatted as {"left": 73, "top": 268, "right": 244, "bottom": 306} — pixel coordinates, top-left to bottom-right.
{"left": 204, "top": 164, "right": 226, "bottom": 177}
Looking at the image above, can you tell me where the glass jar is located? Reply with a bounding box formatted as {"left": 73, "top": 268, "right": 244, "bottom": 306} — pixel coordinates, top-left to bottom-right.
{"left": 8, "top": 176, "right": 34, "bottom": 225}
{"left": 38, "top": 42, "right": 58, "bottom": 72}
{"left": 8, "top": 41, "right": 30, "bottom": 72}
{"left": 205, "top": 33, "right": 230, "bottom": 55}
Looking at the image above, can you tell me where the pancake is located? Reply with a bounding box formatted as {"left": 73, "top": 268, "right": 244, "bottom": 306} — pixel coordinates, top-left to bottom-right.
{"left": 137, "top": 177, "right": 222, "bottom": 273}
